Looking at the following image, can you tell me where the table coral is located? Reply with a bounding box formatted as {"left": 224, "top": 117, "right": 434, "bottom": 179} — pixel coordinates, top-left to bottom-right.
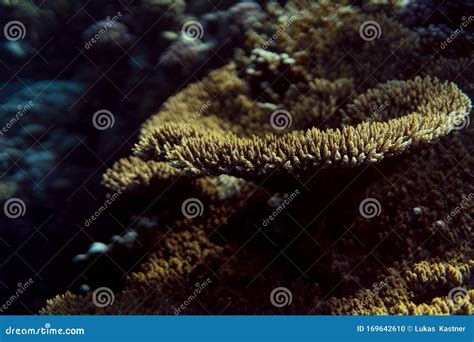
{"left": 41, "top": 0, "right": 473, "bottom": 315}
{"left": 132, "top": 67, "right": 469, "bottom": 179}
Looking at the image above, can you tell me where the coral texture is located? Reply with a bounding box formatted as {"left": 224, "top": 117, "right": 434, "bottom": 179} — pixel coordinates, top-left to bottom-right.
{"left": 41, "top": 0, "right": 473, "bottom": 315}
{"left": 132, "top": 67, "right": 469, "bottom": 179}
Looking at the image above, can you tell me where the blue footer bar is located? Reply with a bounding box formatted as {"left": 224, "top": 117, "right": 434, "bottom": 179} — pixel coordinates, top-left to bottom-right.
{"left": 0, "top": 316, "right": 472, "bottom": 342}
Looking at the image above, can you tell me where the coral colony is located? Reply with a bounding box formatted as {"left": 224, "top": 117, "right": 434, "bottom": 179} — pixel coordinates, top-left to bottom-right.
{"left": 0, "top": 0, "right": 472, "bottom": 316}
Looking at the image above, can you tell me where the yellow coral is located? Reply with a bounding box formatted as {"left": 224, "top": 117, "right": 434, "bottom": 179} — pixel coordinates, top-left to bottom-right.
{"left": 133, "top": 67, "right": 470, "bottom": 179}
{"left": 41, "top": 0, "right": 473, "bottom": 316}
{"left": 103, "top": 156, "right": 184, "bottom": 192}
{"left": 326, "top": 259, "right": 473, "bottom": 315}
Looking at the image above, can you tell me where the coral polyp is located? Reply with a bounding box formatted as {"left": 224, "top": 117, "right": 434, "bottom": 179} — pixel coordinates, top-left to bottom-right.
{"left": 37, "top": 0, "right": 473, "bottom": 316}
{"left": 132, "top": 69, "right": 470, "bottom": 179}
{"left": 0, "top": 0, "right": 471, "bottom": 317}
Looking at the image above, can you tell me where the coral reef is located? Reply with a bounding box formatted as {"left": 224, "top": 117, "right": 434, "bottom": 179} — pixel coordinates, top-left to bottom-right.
{"left": 0, "top": 80, "right": 85, "bottom": 189}
{"left": 82, "top": 19, "right": 135, "bottom": 56}
{"left": 326, "top": 259, "right": 474, "bottom": 315}
{"left": 132, "top": 67, "right": 469, "bottom": 179}
{"left": 42, "top": 126, "right": 474, "bottom": 315}
{"left": 41, "top": 0, "right": 473, "bottom": 315}
{"left": 0, "top": 0, "right": 251, "bottom": 314}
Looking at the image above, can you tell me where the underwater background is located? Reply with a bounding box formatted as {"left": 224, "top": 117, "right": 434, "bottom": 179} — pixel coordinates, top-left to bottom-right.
{"left": 0, "top": 0, "right": 472, "bottom": 315}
